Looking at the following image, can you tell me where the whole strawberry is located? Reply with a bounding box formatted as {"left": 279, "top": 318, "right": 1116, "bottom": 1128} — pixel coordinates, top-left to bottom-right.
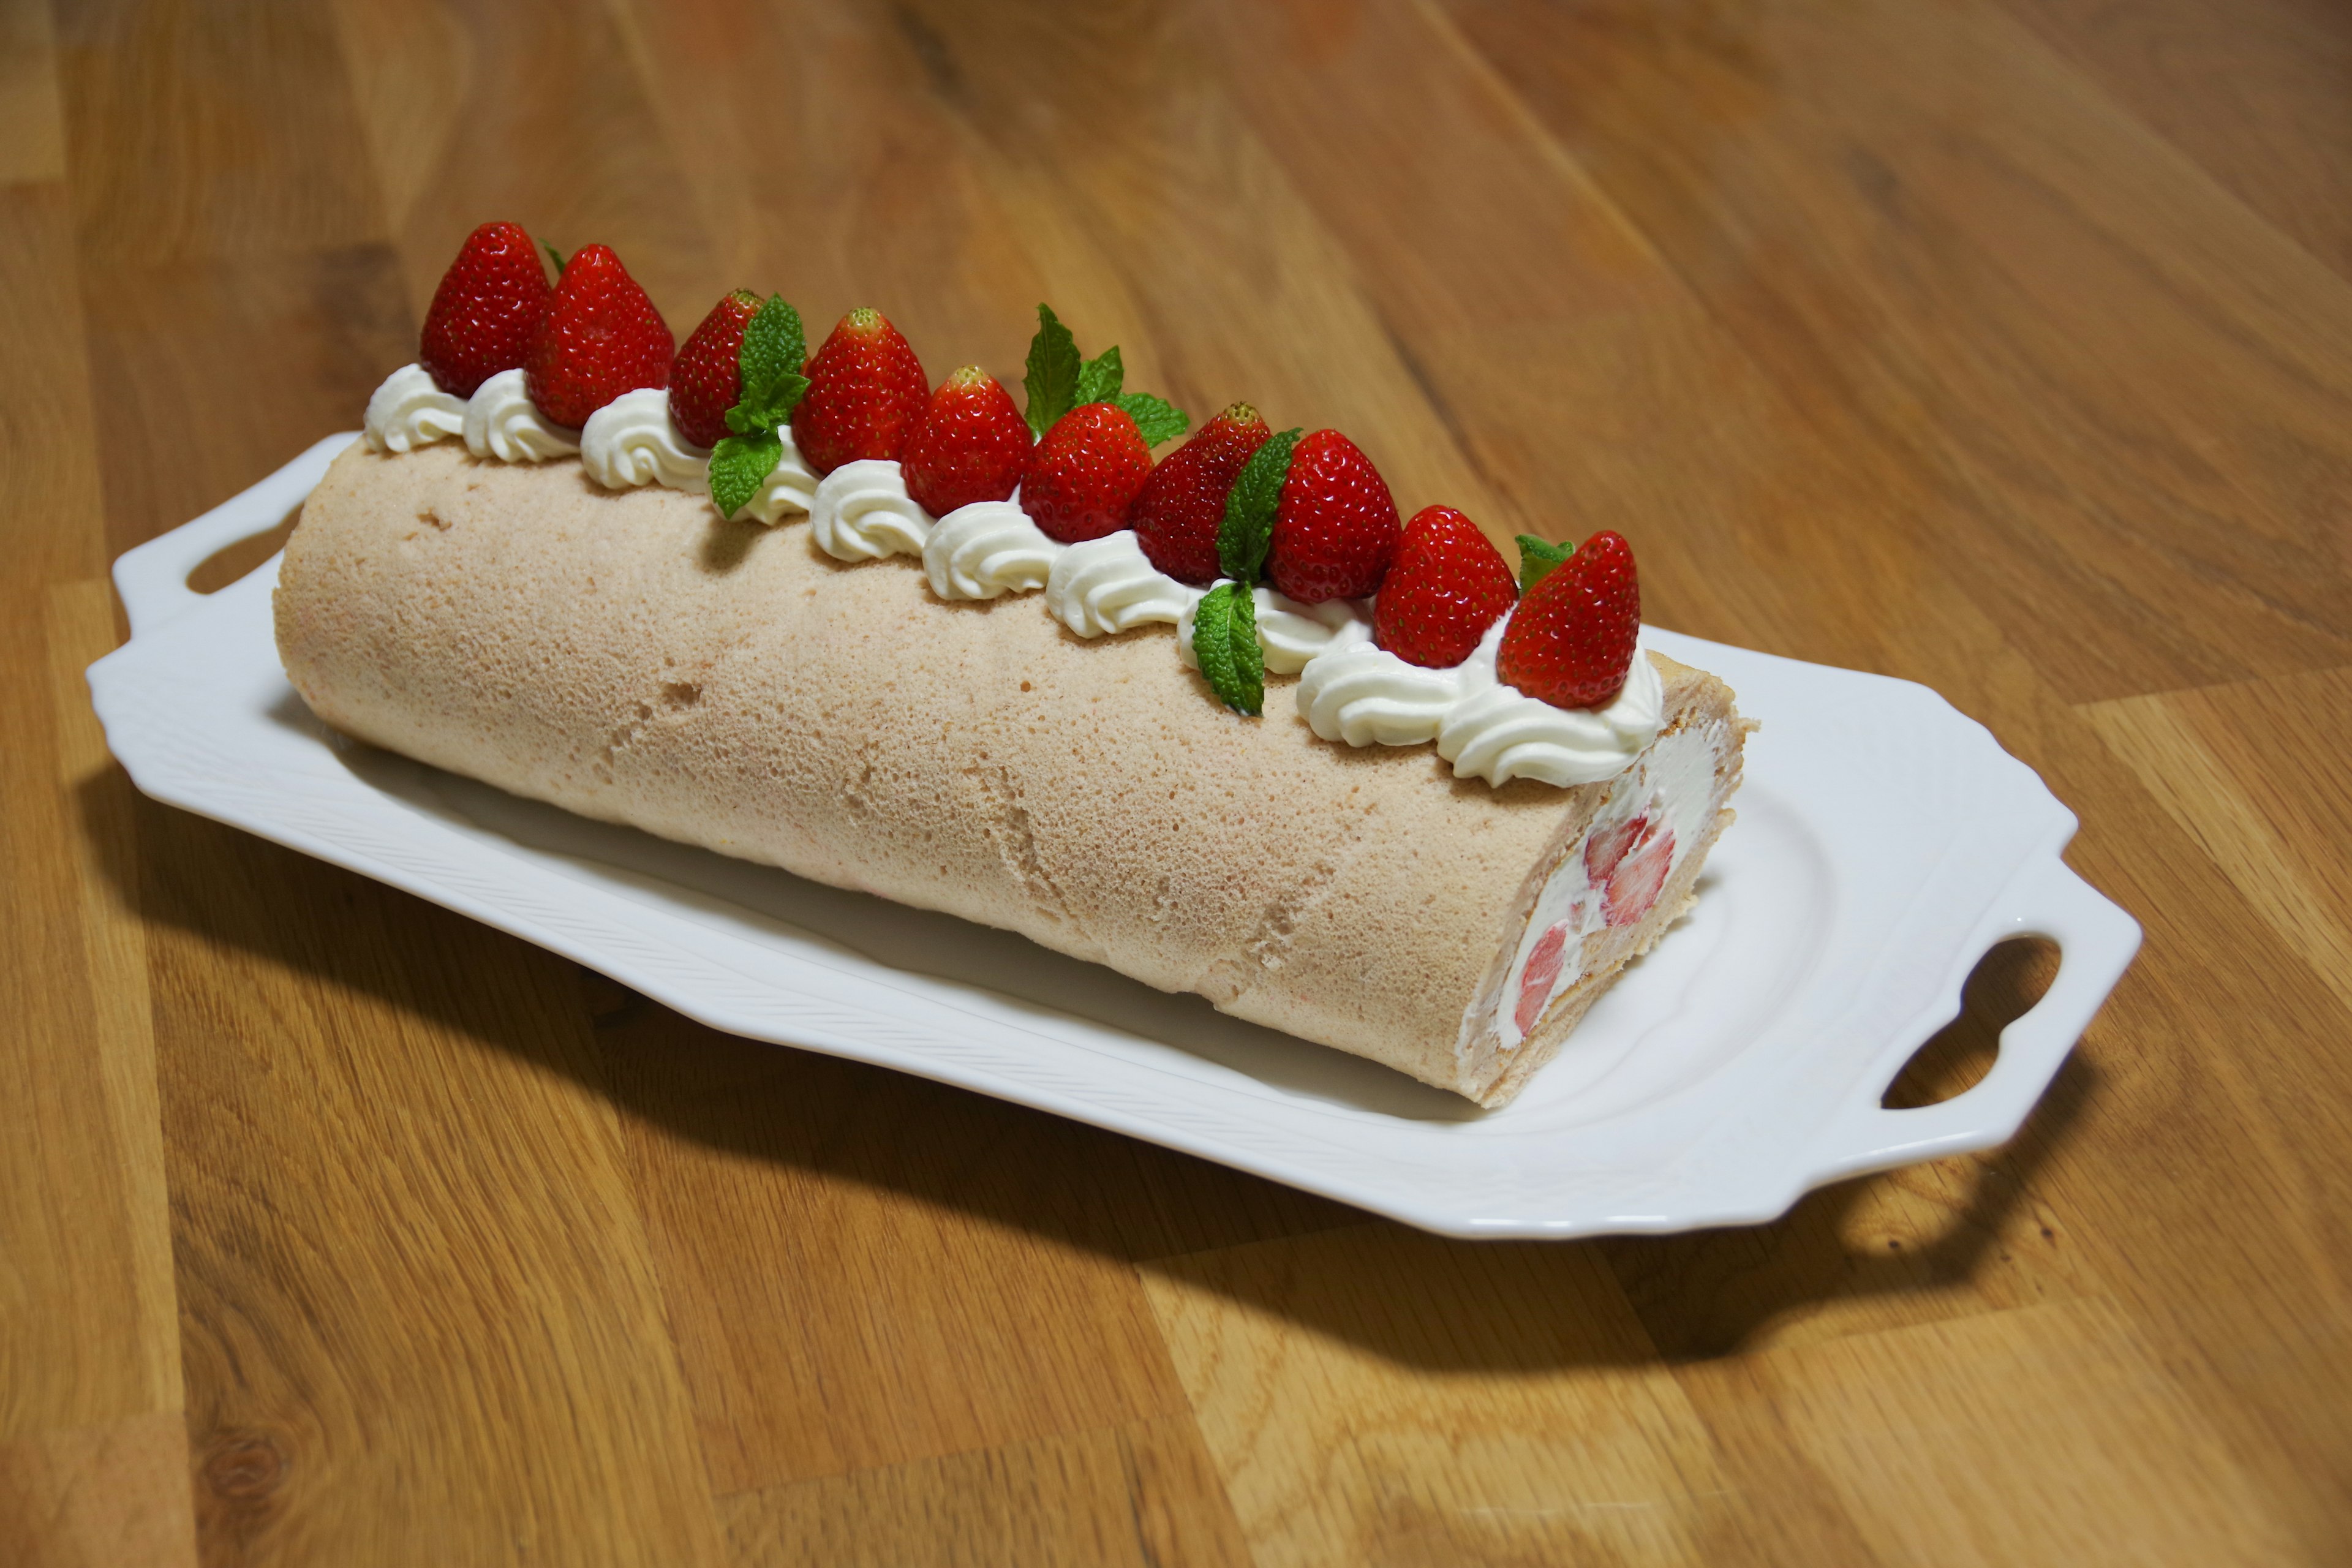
{"left": 524, "top": 244, "right": 675, "bottom": 428}
{"left": 669, "top": 289, "right": 761, "bottom": 448}
{"left": 791, "top": 307, "right": 929, "bottom": 475}
{"left": 1373, "top": 507, "right": 1518, "bottom": 668}
{"left": 900, "top": 366, "right": 1032, "bottom": 514}
{"left": 1264, "top": 429, "right": 1400, "bottom": 603}
{"left": 1022, "top": 402, "right": 1153, "bottom": 543}
{"left": 1496, "top": 530, "right": 1642, "bottom": 709}
{"left": 418, "top": 221, "right": 551, "bottom": 398}
{"left": 1132, "top": 402, "right": 1273, "bottom": 585}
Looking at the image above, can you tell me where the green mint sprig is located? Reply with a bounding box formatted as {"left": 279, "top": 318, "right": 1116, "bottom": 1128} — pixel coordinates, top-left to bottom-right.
{"left": 1216, "top": 428, "right": 1302, "bottom": 586}
{"left": 1022, "top": 304, "right": 1190, "bottom": 445}
{"left": 1515, "top": 534, "right": 1573, "bottom": 595}
{"left": 709, "top": 294, "right": 810, "bottom": 521}
{"left": 1191, "top": 582, "right": 1262, "bottom": 717}
{"left": 1189, "top": 427, "right": 1303, "bottom": 715}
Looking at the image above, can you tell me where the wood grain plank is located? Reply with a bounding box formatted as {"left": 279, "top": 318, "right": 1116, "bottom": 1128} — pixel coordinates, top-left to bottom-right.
{"left": 0, "top": 1412, "right": 197, "bottom": 1568}
{"left": 929, "top": 0, "right": 1532, "bottom": 526}
{"left": 1748, "top": 1297, "right": 2305, "bottom": 1565}
{"left": 720, "top": 1414, "right": 1250, "bottom": 1568}
{"left": 0, "top": 0, "right": 65, "bottom": 184}
{"left": 78, "top": 246, "right": 413, "bottom": 559}
{"left": 1434, "top": 0, "right": 2352, "bottom": 700}
{"left": 0, "top": 184, "right": 179, "bottom": 1447}
{"left": 2084, "top": 668, "right": 2352, "bottom": 1019}
{"left": 54, "top": 0, "right": 386, "bottom": 264}
{"left": 43, "top": 581, "right": 180, "bottom": 1417}
{"left": 608, "top": 0, "right": 1048, "bottom": 375}
{"left": 1996, "top": 0, "right": 2352, "bottom": 282}
{"left": 594, "top": 1000, "right": 1333, "bottom": 1494}
{"left": 331, "top": 0, "right": 717, "bottom": 328}
{"left": 1142, "top": 1224, "right": 1753, "bottom": 1567}
{"left": 138, "top": 828, "right": 729, "bottom": 1566}
{"left": 1977, "top": 729, "right": 2352, "bottom": 1555}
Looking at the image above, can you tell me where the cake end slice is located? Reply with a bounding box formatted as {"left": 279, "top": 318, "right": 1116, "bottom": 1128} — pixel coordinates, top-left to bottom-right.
{"left": 1458, "top": 654, "right": 1752, "bottom": 1108}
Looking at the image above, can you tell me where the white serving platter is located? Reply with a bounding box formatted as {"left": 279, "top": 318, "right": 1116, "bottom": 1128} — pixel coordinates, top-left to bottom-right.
{"left": 89, "top": 433, "right": 2140, "bottom": 1238}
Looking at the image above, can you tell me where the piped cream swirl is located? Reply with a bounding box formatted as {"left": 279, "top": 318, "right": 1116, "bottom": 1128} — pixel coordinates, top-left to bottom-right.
{"left": 810, "top": 460, "right": 933, "bottom": 562}
{"left": 580, "top": 388, "right": 709, "bottom": 492}
{"left": 364, "top": 364, "right": 467, "bottom": 453}
{"left": 464, "top": 369, "right": 578, "bottom": 463}
{"left": 1298, "top": 620, "right": 1664, "bottom": 786}
{"left": 741, "top": 431, "right": 820, "bottom": 524}
{"left": 1176, "top": 586, "right": 1374, "bottom": 675}
{"left": 923, "top": 499, "right": 1061, "bottom": 599}
{"left": 1045, "top": 533, "right": 1200, "bottom": 636}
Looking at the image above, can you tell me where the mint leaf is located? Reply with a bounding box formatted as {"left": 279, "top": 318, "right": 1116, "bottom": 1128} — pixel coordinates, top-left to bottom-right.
{"left": 709, "top": 429, "right": 783, "bottom": 520}
{"left": 726, "top": 294, "right": 809, "bottom": 434}
{"left": 1217, "top": 428, "right": 1302, "bottom": 586}
{"left": 1115, "top": 391, "right": 1189, "bottom": 448}
{"left": 1023, "top": 304, "right": 1081, "bottom": 437}
{"left": 1076, "top": 345, "right": 1124, "bottom": 407}
{"left": 1191, "top": 582, "right": 1264, "bottom": 715}
{"left": 1515, "top": 533, "right": 1573, "bottom": 595}
{"left": 739, "top": 295, "right": 807, "bottom": 400}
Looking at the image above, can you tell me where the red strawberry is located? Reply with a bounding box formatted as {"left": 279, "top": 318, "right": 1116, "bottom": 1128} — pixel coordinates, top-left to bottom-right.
{"left": 791, "top": 307, "right": 929, "bottom": 476}
{"left": 1265, "top": 430, "right": 1400, "bottom": 603}
{"left": 524, "top": 244, "right": 675, "bottom": 428}
{"left": 1496, "top": 530, "right": 1642, "bottom": 709}
{"left": 1132, "top": 402, "right": 1273, "bottom": 585}
{"left": 1603, "top": 821, "right": 1676, "bottom": 927}
{"left": 418, "top": 221, "right": 551, "bottom": 398}
{"left": 1583, "top": 803, "right": 1650, "bottom": 886}
{"left": 900, "top": 366, "right": 1033, "bottom": 514}
{"left": 1513, "top": 921, "right": 1574, "bottom": 1036}
{"left": 1371, "top": 506, "right": 1518, "bottom": 668}
{"left": 1021, "top": 403, "right": 1153, "bottom": 544}
{"left": 669, "top": 289, "right": 761, "bottom": 448}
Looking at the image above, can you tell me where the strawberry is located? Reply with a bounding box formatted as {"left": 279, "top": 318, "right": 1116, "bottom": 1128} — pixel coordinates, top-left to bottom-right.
{"left": 900, "top": 366, "right": 1033, "bottom": 514}
{"left": 1264, "top": 430, "right": 1400, "bottom": 603}
{"left": 418, "top": 221, "right": 551, "bottom": 398}
{"left": 1132, "top": 402, "right": 1273, "bottom": 585}
{"left": 524, "top": 244, "right": 675, "bottom": 428}
{"left": 1371, "top": 506, "right": 1518, "bottom": 668}
{"left": 669, "top": 289, "right": 761, "bottom": 448}
{"left": 1583, "top": 802, "right": 1650, "bottom": 886}
{"left": 1513, "top": 921, "right": 1574, "bottom": 1036}
{"left": 791, "top": 307, "right": 929, "bottom": 476}
{"left": 1496, "top": 530, "right": 1641, "bottom": 709}
{"left": 1021, "top": 402, "right": 1153, "bottom": 544}
{"left": 1603, "top": 821, "right": 1676, "bottom": 927}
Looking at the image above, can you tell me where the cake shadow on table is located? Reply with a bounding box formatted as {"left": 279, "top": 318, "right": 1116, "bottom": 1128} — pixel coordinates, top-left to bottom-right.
{"left": 75, "top": 714, "right": 2094, "bottom": 1366}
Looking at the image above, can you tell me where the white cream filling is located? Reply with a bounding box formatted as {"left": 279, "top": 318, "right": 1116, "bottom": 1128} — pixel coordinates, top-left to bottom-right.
{"left": 1495, "top": 718, "right": 1725, "bottom": 1046}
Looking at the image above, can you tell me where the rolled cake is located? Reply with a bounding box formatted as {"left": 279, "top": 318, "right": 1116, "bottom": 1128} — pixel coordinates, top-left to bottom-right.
{"left": 275, "top": 442, "right": 1748, "bottom": 1106}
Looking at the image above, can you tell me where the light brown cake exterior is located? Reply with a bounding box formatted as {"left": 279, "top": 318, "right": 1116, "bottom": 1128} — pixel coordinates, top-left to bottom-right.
{"left": 274, "top": 443, "right": 1747, "bottom": 1105}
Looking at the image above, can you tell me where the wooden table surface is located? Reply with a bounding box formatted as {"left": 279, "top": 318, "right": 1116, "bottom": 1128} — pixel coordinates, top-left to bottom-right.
{"left": 8, "top": 0, "right": 2352, "bottom": 1562}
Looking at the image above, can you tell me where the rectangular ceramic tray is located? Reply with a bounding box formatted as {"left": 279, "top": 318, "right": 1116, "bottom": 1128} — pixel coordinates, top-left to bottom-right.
{"left": 89, "top": 434, "right": 2141, "bottom": 1238}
